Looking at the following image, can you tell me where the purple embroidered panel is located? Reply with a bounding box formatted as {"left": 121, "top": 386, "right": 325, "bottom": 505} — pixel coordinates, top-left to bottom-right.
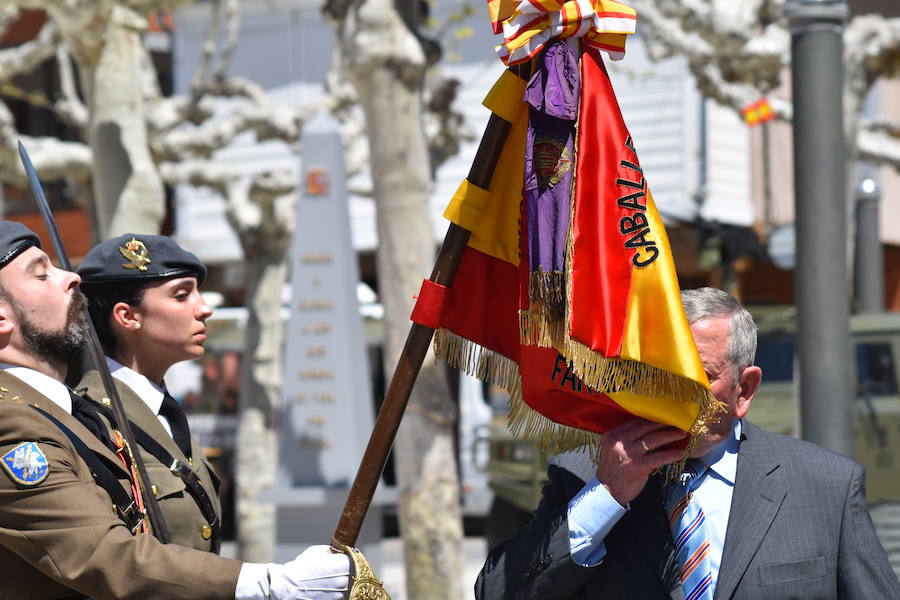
{"left": 523, "top": 40, "right": 580, "bottom": 284}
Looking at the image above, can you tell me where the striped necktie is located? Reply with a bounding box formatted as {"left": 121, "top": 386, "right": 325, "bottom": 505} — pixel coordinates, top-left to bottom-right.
{"left": 665, "top": 460, "right": 714, "bottom": 600}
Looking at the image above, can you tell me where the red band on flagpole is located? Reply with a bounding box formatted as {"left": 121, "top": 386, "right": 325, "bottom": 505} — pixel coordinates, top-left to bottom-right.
{"left": 410, "top": 280, "right": 447, "bottom": 329}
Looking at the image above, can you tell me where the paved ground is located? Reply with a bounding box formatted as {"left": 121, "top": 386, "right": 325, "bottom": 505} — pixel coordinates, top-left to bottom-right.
{"left": 222, "top": 536, "right": 489, "bottom": 599}
{"left": 379, "top": 537, "right": 487, "bottom": 600}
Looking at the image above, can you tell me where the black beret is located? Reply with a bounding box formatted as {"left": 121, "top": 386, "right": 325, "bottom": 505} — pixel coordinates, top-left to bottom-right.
{"left": 0, "top": 220, "right": 41, "bottom": 270}
{"left": 78, "top": 233, "right": 206, "bottom": 286}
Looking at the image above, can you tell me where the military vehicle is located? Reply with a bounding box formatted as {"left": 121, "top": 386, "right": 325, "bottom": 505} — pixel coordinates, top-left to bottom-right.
{"left": 478, "top": 308, "right": 900, "bottom": 570}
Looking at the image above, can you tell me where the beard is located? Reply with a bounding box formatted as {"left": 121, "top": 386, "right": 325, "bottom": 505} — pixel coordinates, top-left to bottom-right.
{"left": 17, "top": 289, "right": 88, "bottom": 364}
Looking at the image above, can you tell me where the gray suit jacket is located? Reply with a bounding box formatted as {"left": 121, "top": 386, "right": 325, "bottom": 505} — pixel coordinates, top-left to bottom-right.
{"left": 475, "top": 421, "right": 900, "bottom": 599}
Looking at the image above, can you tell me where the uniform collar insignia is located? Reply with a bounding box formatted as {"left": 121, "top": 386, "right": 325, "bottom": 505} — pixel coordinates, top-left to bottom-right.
{"left": 1, "top": 441, "right": 49, "bottom": 485}
{"left": 118, "top": 237, "right": 152, "bottom": 272}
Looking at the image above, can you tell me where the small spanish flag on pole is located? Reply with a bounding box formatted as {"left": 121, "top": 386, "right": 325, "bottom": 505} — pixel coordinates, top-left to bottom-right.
{"left": 741, "top": 98, "right": 775, "bottom": 126}
{"left": 412, "top": 2, "right": 722, "bottom": 456}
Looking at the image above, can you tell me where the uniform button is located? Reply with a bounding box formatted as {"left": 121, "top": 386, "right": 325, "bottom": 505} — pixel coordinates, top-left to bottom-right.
{"left": 201, "top": 525, "right": 213, "bottom": 540}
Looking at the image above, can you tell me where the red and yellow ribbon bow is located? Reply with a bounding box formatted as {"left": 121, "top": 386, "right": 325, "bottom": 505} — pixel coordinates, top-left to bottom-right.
{"left": 490, "top": 0, "right": 637, "bottom": 65}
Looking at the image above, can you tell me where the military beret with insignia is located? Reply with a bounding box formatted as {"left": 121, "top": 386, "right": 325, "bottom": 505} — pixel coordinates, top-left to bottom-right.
{"left": 0, "top": 221, "right": 40, "bottom": 270}
{"left": 78, "top": 233, "right": 206, "bottom": 286}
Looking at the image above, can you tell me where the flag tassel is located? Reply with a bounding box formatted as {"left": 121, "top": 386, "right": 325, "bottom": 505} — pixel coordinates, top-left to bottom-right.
{"left": 435, "top": 328, "right": 599, "bottom": 454}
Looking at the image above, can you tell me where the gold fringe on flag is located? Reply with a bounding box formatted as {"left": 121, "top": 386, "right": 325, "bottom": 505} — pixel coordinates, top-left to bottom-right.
{"left": 434, "top": 327, "right": 723, "bottom": 471}
{"left": 510, "top": 121, "right": 727, "bottom": 457}
{"left": 507, "top": 392, "right": 601, "bottom": 455}
{"left": 433, "top": 328, "right": 599, "bottom": 454}
{"left": 517, "top": 259, "right": 724, "bottom": 450}
{"left": 563, "top": 138, "right": 725, "bottom": 448}
{"left": 518, "top": 306, "right": 565, "bottom": 348}
{"left": 528, "top": 269, "right": 566, "bottom": 321}
{"left": 434, "top": 328, "right": 522, "bottom": 396}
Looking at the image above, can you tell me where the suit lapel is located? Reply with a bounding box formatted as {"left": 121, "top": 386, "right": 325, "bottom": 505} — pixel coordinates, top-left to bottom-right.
{"left": 715, "top": 422, "right": 787, "bottom": 599}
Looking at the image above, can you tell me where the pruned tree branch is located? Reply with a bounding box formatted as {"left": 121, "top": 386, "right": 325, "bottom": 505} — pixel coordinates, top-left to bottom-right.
{"left": 0, "top": 18, "right": 59, "bottom": 80}
{"left": 858, "top": 128, "right": 900, "bottom": 167}
{"left": 845, "top": 15, "right": 900, "bottom": 90}
{"left": 189, "top": 0, "right": 221, "bottom": 106}
{"left": 630, "top": 0, "right": 900, "bottom": 174}
{"left": 0, "top": 5, "right": 20, "bottom": 36}
{"left": 211, "top": 0, "right": 240, "bottom": 84}
{"left": 862, "top": 117, "right": 900, "bottom": 138}
{"left": 153, "top": 102, "right": 306, "bottom": 161}
{"left": 54, "top": 42, "right": 88, "bottom": 131}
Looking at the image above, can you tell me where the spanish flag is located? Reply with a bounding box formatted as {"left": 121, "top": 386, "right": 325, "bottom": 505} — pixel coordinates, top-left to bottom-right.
{"left": 741, "top": 98, "right": 775, "bottom": 126}
{"left": 413, "top": 10, "right": 721, "bottom": 454}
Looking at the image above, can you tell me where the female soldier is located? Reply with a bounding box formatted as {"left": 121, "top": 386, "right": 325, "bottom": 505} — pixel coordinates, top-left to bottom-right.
{"left": 76, "top": 233, "right": 223, "bottom": 553}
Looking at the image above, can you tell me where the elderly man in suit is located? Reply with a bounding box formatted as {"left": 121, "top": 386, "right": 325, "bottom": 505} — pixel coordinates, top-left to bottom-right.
{"left": 476, "top": 287, "right": 900, "bottom": 599}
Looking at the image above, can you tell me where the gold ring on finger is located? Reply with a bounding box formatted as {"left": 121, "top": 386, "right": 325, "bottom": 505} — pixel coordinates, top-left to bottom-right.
{"left": 640, "top": 439, "right": 651, "bottom": 454}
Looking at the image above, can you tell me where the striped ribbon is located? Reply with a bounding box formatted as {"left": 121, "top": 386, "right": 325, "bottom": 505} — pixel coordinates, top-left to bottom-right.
{"left": 665, "top": 461, "right": 714, "bottom": 600}
{"left": 490, "top": 0, "right": 637, "bottom": 65}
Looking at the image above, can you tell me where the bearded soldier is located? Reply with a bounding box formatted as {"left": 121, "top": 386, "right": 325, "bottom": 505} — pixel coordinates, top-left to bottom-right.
{"left": 0, "top": 221, "right": 350, "bottom": 600}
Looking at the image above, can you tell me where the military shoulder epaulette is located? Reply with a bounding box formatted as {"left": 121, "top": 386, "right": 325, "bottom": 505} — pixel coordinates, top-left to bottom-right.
{"left": 0, "top": 385, "right": 26, "bottom": 405}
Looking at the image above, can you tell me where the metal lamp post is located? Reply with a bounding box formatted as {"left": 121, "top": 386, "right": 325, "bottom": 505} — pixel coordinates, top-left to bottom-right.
{"left": 855, "top": 177, "right": 884, "bottom": 313}
{"left": 784, "top": 0, "right": 853, "bottom": 456}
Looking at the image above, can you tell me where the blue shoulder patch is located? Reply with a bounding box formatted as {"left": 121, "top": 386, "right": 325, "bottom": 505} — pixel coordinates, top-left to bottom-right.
{"left": 1, "top": 441, "right": 49, "bottom": 486}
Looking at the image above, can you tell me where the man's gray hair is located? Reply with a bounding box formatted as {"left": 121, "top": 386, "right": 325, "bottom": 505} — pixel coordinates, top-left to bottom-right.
{"left": 681, "top": 287, "right": 757, "bottom": 383}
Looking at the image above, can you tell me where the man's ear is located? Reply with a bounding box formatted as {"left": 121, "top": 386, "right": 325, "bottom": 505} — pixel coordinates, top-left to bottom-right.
{"left": 111, "top": 301, "right": 141, "bottom": 332}
{"left": 0, "top": 300, "right": 14, "bottom": 337}
{"left": 735, "top": 365, "right": 762, "bottom": 419}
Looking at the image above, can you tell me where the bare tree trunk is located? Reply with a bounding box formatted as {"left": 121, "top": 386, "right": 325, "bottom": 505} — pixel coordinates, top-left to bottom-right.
{"left": 230, "top": 182, "right": 293, "bottom": 562}
{"left": 329, "top": 0, "right": 464, "bottom": 595}
{"left": 234, "top": 252, "right": 285, "bottom": 561}
{"left": 80, "top": 6, "right": 165, "bottom": 238}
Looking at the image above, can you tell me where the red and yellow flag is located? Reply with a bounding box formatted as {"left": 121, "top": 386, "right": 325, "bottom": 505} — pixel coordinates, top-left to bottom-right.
{"left": 741, "top": 98, "right": 774, "bottom": 126}
{"left": 413, "top": 7, "right": 721, "bottom": 454}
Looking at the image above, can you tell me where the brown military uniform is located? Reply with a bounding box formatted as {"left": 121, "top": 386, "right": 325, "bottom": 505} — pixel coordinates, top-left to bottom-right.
{"left": 0, "top": 370, "right": 242, "bottom": 600}
{"left": 78, "top": 370, "right": 223, "bottom": 553}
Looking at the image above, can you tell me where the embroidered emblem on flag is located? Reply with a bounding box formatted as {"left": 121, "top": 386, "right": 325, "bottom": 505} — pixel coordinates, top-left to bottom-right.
{"left": 1, "top": 441, "right": 49, "bottom": 485}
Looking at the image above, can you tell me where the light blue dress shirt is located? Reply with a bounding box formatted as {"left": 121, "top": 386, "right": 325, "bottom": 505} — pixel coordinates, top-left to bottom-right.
{"left": 568, "top": 420, "right": 742, "bottom": 571}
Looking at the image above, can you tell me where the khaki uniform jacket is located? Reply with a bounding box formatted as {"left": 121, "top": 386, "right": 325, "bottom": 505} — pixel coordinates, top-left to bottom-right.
{"left": 0, "top": 370, "right": 242, "bottom": 600}
{"left": 78, "top": 370, "right": 223, "bottom": 553}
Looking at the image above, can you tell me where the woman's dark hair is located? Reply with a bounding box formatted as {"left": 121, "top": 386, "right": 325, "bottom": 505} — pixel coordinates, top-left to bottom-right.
{"left": 81, "top": 281, "right": 148, "bottom": 355}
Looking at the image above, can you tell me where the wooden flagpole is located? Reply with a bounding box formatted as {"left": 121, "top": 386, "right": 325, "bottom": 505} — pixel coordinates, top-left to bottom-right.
{"left": 332, "top": 63, "right": 531, "bottom": 549}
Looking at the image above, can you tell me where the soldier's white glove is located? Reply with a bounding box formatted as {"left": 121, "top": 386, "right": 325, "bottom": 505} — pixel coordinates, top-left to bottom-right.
{"left": 272, "top": 545, "right": 351, "bottom": 599}
{"left": 234, "top": 545, "right": 351, "bottom": 600}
